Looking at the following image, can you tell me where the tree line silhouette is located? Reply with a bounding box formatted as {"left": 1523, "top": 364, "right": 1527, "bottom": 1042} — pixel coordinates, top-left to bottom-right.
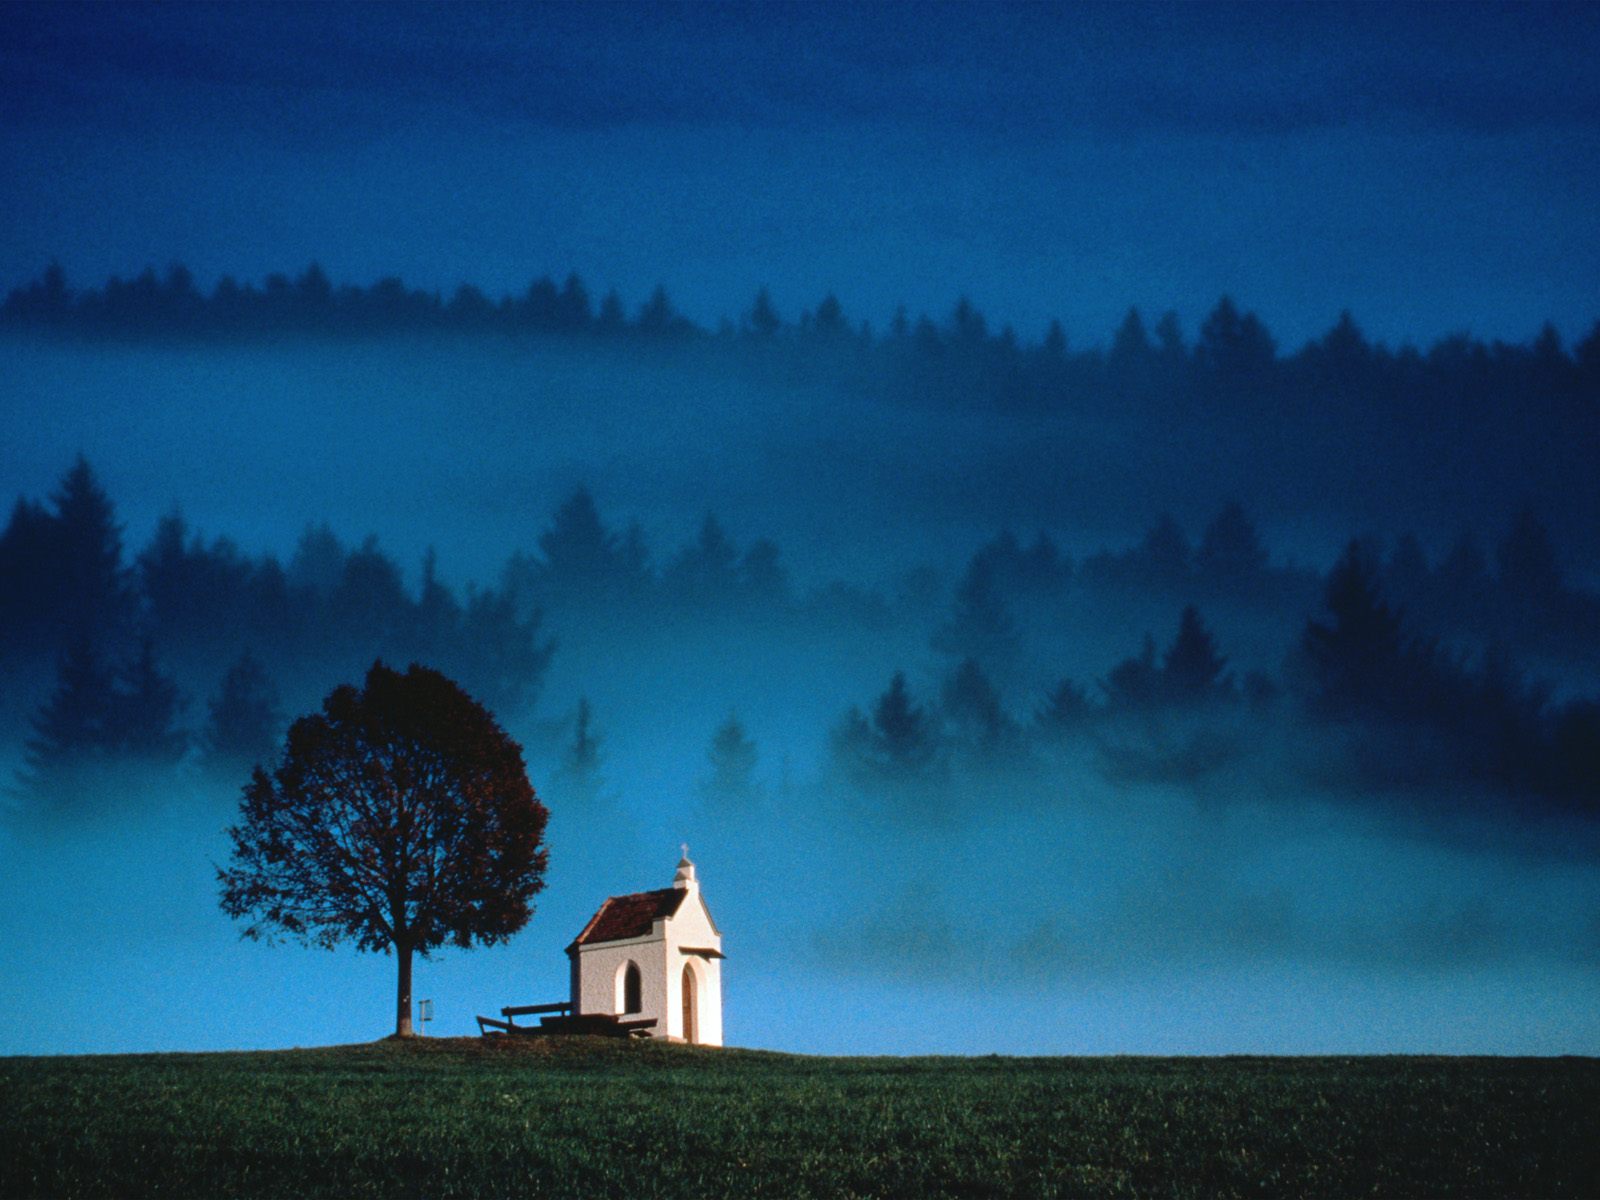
{"left": 0, "top": 460, "right": 810, "bottom": 820}
{"left": 1, "top": 458, "right": 552, "bottom": 817}
{"left": 11, "top": 261, "right": 1598, "bottom": 551}
{"left": 5, "top": 456, "right": 1598, "bottom": 828}
{"left": 827, "top": 499, "right": 1600, "bottom": 822}
{"left": 498, "top": 490, "right": 789, "bottom": 620}
{"left": 6, "top": 263, "right": 1598, "bottom": 411}
{"left": 927, "top": 503, "right": 1598, "bottom": 676}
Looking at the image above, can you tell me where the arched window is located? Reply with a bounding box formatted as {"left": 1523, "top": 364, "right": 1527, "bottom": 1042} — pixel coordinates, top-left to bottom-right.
{"left": 616, "top": 961, "right": 642, "bottom": 1015}
{"left": 681, "top": 962, "right": 697, "bottom": 1044}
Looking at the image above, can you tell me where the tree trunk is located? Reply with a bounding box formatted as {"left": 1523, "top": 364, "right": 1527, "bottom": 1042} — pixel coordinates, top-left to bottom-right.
{"left": 395, "top": 940, "right": 415, "bottom": 1037}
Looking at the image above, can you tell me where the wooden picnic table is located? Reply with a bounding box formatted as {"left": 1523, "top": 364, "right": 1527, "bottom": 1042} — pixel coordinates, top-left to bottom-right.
{"left": 476, "top": 1001, "right": 656, "bottom": 1039}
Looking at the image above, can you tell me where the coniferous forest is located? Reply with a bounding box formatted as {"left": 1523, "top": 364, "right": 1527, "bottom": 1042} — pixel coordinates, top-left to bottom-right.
{"left": 7, "top": 257, "right": 1600, "bottom": 1048}
{"left": 8, "top": 260, "right": 1598, "bottom": 552}
{"left": 5, "top": 439, "right": 1597, "bottom": 831}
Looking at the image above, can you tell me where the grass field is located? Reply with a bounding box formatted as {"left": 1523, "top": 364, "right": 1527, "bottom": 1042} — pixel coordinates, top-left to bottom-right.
{"left": 2, "top": 1038, "right": 1597, "bottom": 1198}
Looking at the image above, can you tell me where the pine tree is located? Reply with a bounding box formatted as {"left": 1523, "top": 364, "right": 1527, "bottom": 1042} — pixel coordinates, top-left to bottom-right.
{"left": 1314, "top": 310, "right": 1371, "bottom": 383}
{"left": 1134, "top": 514, "right": 1192, "bottom": 590}
{"left": 667, "top": 514, "right": 739, "bottom": 603}
{"left": 138, "top": 511, "right": 197, "bottom": 641}
{"left": 410, "top": 547, "right": 462, "bottom": 661}
{"left": 596, "top": 289, "right": 626, "bottom": 333}
{"left": 1196, "top": 296, "right": 1275, "bottom": 378}
{"left": 557, "top": 273, "right": 591, "bottom": 330}
{"left": 523, "top": 276, "right": 561, "bottom": 327}
{"left": 1196, "top": 502, "right": 1268, "bottom": 587}
{"left": 205, "top": 650, "right": 282, "bottom": 769}
{"left": 1108, "top": 307, "right": 1152, "bottom": 376}
{"left": 746, "top": 288, "right": 781, "bottom": 337}
{"left": 834, "top": 672, "right": 941, "bottom": 783}
{"left": 1153, "top": 311, "right": 1185, "bottom": 363}
{"left": 1551, "top": 701, "right": 1600, "bottom": 806}
{"left": 0, "top": 496, "right": 56, "bottom": 646}
{"left": 830, "top": 705, "right": 875, "bottom": 776}
{"left": 1102, "top": 634, "right": 1161, "bottom": 711}
{"left": 456, "top": 588, "right": 554, "bottom": 718}
{"left": 108, "top": 641, "right": 186, "bottom": 763}
{"left": 739, "top": 538, "right": 787, "bottom": 606}
{"left": 1576, "top": 321, "right": 1600, "bottom": 394}
{"left": 636, "top": 286, "right": 684, "bottom": 335}
{"left": 1302, "top": 541, "right": 1405, "bottom": 716}
{"left": 941, "top": 658, "right": 1013, "bottom": 752}
{"left": 334, "top": 535, "right": 407, "bottom": 626}
{"left": 1161, "top": 606, "right": 1232, "bottom": 705}
{"left": 557, "top": 697, "right": 608, "bottom": 806}
{"left": 873, "top": 672, "right": 937, "bottom": 772}
{"left": 19, "top": 639, "right": 116, "bottom": 800}
{"left": 288, "top": 522, "right": 345, "bottom": 598}
{"left": 931, "top": 555, "right": 1017, "bottom": 666}
{"left": 949, "top": 296, "right": 987, "bottom": 344}
{"left": 700, "top": 713, "right": 763, "bottom": 809}
{"left": 17, "top": 638, "right": 188, "bottom": 810}
{"left": 538, "top": 488, "right": 618, "bottom": 592}
{"left": 1496, "top": 509, "right": 1563, "bottom": 606}
{"left": 49, "top": 455, "right": 130, "bottom": 641}
{"left": 1036, "top": 678, "right": 1094, "bottom": 736}
{"left": 812, "top": 293, "right": 847, "bottom": 338}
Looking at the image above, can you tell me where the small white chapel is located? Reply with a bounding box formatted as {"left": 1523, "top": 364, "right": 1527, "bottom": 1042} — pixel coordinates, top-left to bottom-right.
{"left": 566, "top": 849, "right": 724, "bottom": 1045}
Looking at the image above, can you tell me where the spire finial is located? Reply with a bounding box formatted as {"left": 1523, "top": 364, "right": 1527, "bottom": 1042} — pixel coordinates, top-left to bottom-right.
{"left": 674, "top": 844, "right": 696, "bottom": 888}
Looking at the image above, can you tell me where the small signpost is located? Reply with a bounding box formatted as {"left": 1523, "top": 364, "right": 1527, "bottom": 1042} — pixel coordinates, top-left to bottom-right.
{"left": 418, "top": 998, "right": 434, "bottom": 1037}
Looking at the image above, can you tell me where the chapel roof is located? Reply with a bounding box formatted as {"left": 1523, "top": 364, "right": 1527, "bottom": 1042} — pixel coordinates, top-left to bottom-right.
{"left": 570, "top": 887, "right": 687, "bottom": 947}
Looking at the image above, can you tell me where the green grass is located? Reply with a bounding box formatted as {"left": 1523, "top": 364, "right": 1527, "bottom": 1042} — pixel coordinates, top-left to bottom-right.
{"left": 2, "top": 1038, "right": 1597, "bottom": 1198}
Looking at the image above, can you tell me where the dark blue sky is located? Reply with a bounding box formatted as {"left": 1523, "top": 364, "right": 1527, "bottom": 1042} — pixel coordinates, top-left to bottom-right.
{"left": 2, "top": 0, "right": 1597, "bottom": 347}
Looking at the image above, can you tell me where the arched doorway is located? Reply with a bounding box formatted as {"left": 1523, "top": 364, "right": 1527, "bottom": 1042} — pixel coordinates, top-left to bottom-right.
{"left": 681, "top": 962, "right": 697, "bottom": 1044}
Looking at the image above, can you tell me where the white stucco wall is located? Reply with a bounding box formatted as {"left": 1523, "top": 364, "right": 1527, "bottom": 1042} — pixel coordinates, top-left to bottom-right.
{"left": 573, "top": 935, "right": 669, "bottom": 1026}
{"left": 569, "top": 879, "right": 723, "bottom": 1046}
{"left": 662, "top": 887, "right": 723, "bottom": 1047}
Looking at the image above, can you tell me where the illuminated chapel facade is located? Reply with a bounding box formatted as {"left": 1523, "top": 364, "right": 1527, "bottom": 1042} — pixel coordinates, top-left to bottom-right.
{"left": 566, "top": 851, "right": 724, "bottom": 1045}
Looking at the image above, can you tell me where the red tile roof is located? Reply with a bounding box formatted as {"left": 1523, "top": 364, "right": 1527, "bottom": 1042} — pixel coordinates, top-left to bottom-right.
{"left": 571, "top": 887, "right": 687, "bottom": 947}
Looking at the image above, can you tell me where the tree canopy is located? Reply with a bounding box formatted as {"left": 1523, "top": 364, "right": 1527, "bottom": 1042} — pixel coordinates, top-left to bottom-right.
{"left": 218, "top": 661, "right": 548, "bottom": 1037}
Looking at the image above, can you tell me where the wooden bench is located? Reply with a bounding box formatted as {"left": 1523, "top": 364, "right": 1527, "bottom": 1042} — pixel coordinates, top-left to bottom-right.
{"left": 475, "top": 1001, "right": 572, "bottom": 1035}
{"left": 503, "top": 1002, "right": 572, "bottom": 1023}
{"left": 536, "top": 1013, "right": 657, "bottom": 1039}
{"left": 475, "top": 1004, "right": 656, "bottom": 1039}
